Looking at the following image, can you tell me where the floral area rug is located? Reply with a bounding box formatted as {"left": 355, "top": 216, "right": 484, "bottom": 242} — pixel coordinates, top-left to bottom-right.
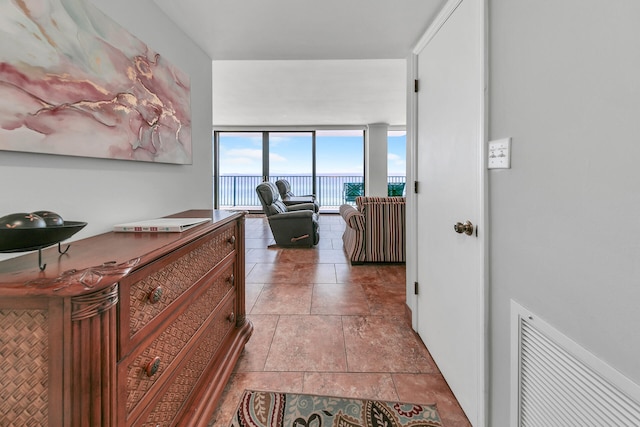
{"left": 230, "top": 390, "right": 443, "bottom": 427}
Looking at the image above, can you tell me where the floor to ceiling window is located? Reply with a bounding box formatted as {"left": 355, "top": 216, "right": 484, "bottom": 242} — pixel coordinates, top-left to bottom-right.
{"left": 268, "top": 132, "right": 314, "bottom": 196}
{"left": 214, "top": 129, "right": 365, "bottom": 211}
{"left": 316, "top": 130, "right": 365, "bottom": 208}
{"left": 387, "top": 130, "right": 407, "bottom": 196}
{"left": 215, "top": 132, "right": 263, "bottom": 208}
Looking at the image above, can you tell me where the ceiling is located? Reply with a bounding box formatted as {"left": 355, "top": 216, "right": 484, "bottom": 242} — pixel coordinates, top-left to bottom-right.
{"left": 153, "top": 0, "right": 447, "bottom": 126}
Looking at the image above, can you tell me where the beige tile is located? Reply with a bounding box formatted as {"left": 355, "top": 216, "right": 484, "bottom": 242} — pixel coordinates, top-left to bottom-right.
{"left": 311, "top": 283, "right": 370, "bottom": 315}
{"left": 245, "top": 248, "right": 280, "bottom": 263}
{"left": 316, "top": 238, "right": 336, "bottom": 249}
{"left": 331, "top": 238, "right": 345, "bottom": 250}
{"left": 295, "top": 263, "right": 338, "bottom": 283}
{"left": 316, "top": 249, "right": 349, "bottom": 264}
{"left": 326, "top": 224, "right": 346, "bottom": 232}
{"left": 375, "top": 264, "right": 407, "bottom": 285}
{"left": 343, "top": 316, "right": 438, "bottom": 373}
{"left": 234, "top": 314, "right": 278, "bottom": 372}
{"left": 320, "top": 230, "right": 345, "bottom": 239}
{"left": 250, "top": 283, "right": 312, "bottom": 314}
{"left": 245, "top": 238, "right": 274, "bottom": 249}
{"left": 277, "top": 248, "right": 321, "bottom": 263}
{"left": 244, "top": 282, "right": 264, "bottom": 312}
{"left": 244, "top": 226, "right": 273, "bottom": 239}
{"left": 264, "top": 315, "right": 347, "bottom": 372}
{"left": 302, "top": 372, "right": 398, "bottom": 401}
{"left": 335, "top": 263, "right": 384, "bottom": 284}
{"left": 361, "top": 282, "right": 407, "bottom": 316}
{"left": 245, "top": 262, "right": 256, "bottom": 278}
{"left": 246, "top": 262, "right": 294, "bottom": 284}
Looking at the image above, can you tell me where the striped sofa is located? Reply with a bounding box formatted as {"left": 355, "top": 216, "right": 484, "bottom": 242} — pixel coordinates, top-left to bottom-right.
{"left": 339, "top": 196, "right": 406, "bottom": 264}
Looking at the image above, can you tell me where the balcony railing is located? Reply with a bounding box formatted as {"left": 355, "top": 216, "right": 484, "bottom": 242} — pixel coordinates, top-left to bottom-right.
{"left": 216, "top": 175, "right": 406, "bottom": 209}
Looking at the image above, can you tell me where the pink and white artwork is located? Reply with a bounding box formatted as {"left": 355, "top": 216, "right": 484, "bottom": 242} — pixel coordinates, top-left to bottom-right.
{"left": 0, "top": 0, "right": 192, "bottom": 164}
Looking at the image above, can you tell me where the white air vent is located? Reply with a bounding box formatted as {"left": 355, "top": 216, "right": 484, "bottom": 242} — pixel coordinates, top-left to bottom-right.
{"left": 511, "top": 301, "right": 640, "bottom": 427}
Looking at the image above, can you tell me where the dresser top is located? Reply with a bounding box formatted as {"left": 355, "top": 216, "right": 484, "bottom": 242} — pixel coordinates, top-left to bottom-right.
{"left": 0, "top": 209, "right": 244, "bottom": 298}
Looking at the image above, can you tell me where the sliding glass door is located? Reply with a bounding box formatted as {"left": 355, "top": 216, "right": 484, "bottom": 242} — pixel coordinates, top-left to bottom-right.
{"left": 268, "top": 132, "right": 314, "bottom": 196}
{"left": 216, "top": 132, "right": 264, "bottom": 208}
{"left": 387, "top": 130, "right": 407, "bottom": 196}
{"left": 316, "top": 130, "right": 364, "bottom": 207}
{"left": 215, "top": 129, "right": 364, "bottom": 210}
{"left": 215, "top": 131, "right": 314, "bottom": 209}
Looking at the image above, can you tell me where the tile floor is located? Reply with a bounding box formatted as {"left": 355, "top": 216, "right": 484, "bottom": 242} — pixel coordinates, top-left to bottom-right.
{"left": 209, "top": 214, "right": 471, "bottom": 426}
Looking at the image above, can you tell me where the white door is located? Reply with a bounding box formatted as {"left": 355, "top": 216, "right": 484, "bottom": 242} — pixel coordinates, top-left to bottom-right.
{"left": 414, "top": 0, "right": 486, "bottom": 425}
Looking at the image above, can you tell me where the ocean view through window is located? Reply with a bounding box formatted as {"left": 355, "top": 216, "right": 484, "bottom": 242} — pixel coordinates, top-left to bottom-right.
{"left": 388, "top": 130, "right": 407, "bottom": 177}
{"left": 214, "top": 129, "right": 405, "bottom": 211}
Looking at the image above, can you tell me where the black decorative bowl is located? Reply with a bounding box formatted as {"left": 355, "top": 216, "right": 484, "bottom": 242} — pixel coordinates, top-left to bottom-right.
{"left": 0, "top": 221, "right": 88, "bottom": 253}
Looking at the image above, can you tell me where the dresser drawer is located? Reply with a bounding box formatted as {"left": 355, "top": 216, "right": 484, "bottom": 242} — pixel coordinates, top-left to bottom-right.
{"left": 135, "top": 296, "right": 237, "bottom": 427}
{"left": 120, "top": 262, "right": 236, "bottom": 420}
{"left": 121, "top": 222, "right": 237, "bottom": 352}
{"left": 0, "top": 209, "right": 249, "bottom": 427}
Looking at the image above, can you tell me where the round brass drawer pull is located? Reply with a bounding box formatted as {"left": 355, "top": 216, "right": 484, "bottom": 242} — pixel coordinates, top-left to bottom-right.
{"left": 148, "top": 286, "right": 163, "bottom": 304}
{"left": 227, "top": 235, "right": 236, "bottom": 245}
{"left": 227, "top": 312, "right": 235, "bottom": 323}
{"left": 227, "top": 274, "right": 235, "bottom": 285}
{"left": 146, "top": 357, "right": 161, "bottom": 377}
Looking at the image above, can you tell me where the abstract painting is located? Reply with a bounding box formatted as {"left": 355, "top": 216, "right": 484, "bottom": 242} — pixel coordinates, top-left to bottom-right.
{"left": 0, "top": 0, "right": 192, "bottom": 164}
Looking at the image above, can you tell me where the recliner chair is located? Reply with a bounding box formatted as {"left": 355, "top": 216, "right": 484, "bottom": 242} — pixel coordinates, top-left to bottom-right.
{"left": 275, "top": 179, "right": 319, "bottom": 212}
{"left": 256, "top": 181, "right": 320, "bottom": 247}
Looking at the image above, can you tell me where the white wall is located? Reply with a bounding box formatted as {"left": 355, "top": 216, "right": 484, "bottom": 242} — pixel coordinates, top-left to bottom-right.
{"left": 489, "top": 1, "right": 640, "bottom": 425}
{"left": 0, "top": 0, "right": 213, "bottom": 261}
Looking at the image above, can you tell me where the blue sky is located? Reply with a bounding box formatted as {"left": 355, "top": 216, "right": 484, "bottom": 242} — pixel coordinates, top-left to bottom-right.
{"left": 218, "top": 130, "right": 406, "bottom": 176}
{"left": 387, "top": 131, "right": 407, "bottom": 175}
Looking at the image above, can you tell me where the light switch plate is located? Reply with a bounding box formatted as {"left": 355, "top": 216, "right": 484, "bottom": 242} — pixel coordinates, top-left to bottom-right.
{"left": 488, "top": 138, "right": 511, "bottom": 169}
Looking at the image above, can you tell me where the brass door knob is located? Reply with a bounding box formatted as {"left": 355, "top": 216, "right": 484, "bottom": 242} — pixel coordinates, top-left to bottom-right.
{"left": 227, "top": 235, "right": 236, "bottom": 245}
{"left": 454, "top": 221, "right": 474, "bottom": 236}
{"left": 227, "top": 312, "right": 236, "bottom": 323}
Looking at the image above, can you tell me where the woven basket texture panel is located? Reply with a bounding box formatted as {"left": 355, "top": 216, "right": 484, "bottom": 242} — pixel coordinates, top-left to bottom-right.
{"left": 126, "top": 263, "right": 235, "bottom": 413}
{"left": 137, "top": 297, "right": 235, "bottom": 426}
{"left": 0, "top": 309, "right": 49, "bottom": 426}
{"left": 129, "top": 226, "right": 235, "bottom": 336}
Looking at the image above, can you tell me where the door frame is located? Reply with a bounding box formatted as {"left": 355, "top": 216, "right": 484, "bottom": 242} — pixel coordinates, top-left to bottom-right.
{"left": 405, "top": 0, "right": 488, "bottom": 425}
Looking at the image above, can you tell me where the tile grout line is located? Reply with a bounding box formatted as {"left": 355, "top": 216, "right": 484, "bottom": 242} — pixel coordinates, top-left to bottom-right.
{"left": 340, "top": 315, "right": 350, "bottom": 373}
{"left": 261, "top": 314, "right": 281, "bottom": 373}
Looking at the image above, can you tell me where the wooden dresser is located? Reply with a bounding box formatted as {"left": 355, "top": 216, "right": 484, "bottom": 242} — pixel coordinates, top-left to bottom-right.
{"left": 0, "top": 209, "right": 252, "bottom": 427}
